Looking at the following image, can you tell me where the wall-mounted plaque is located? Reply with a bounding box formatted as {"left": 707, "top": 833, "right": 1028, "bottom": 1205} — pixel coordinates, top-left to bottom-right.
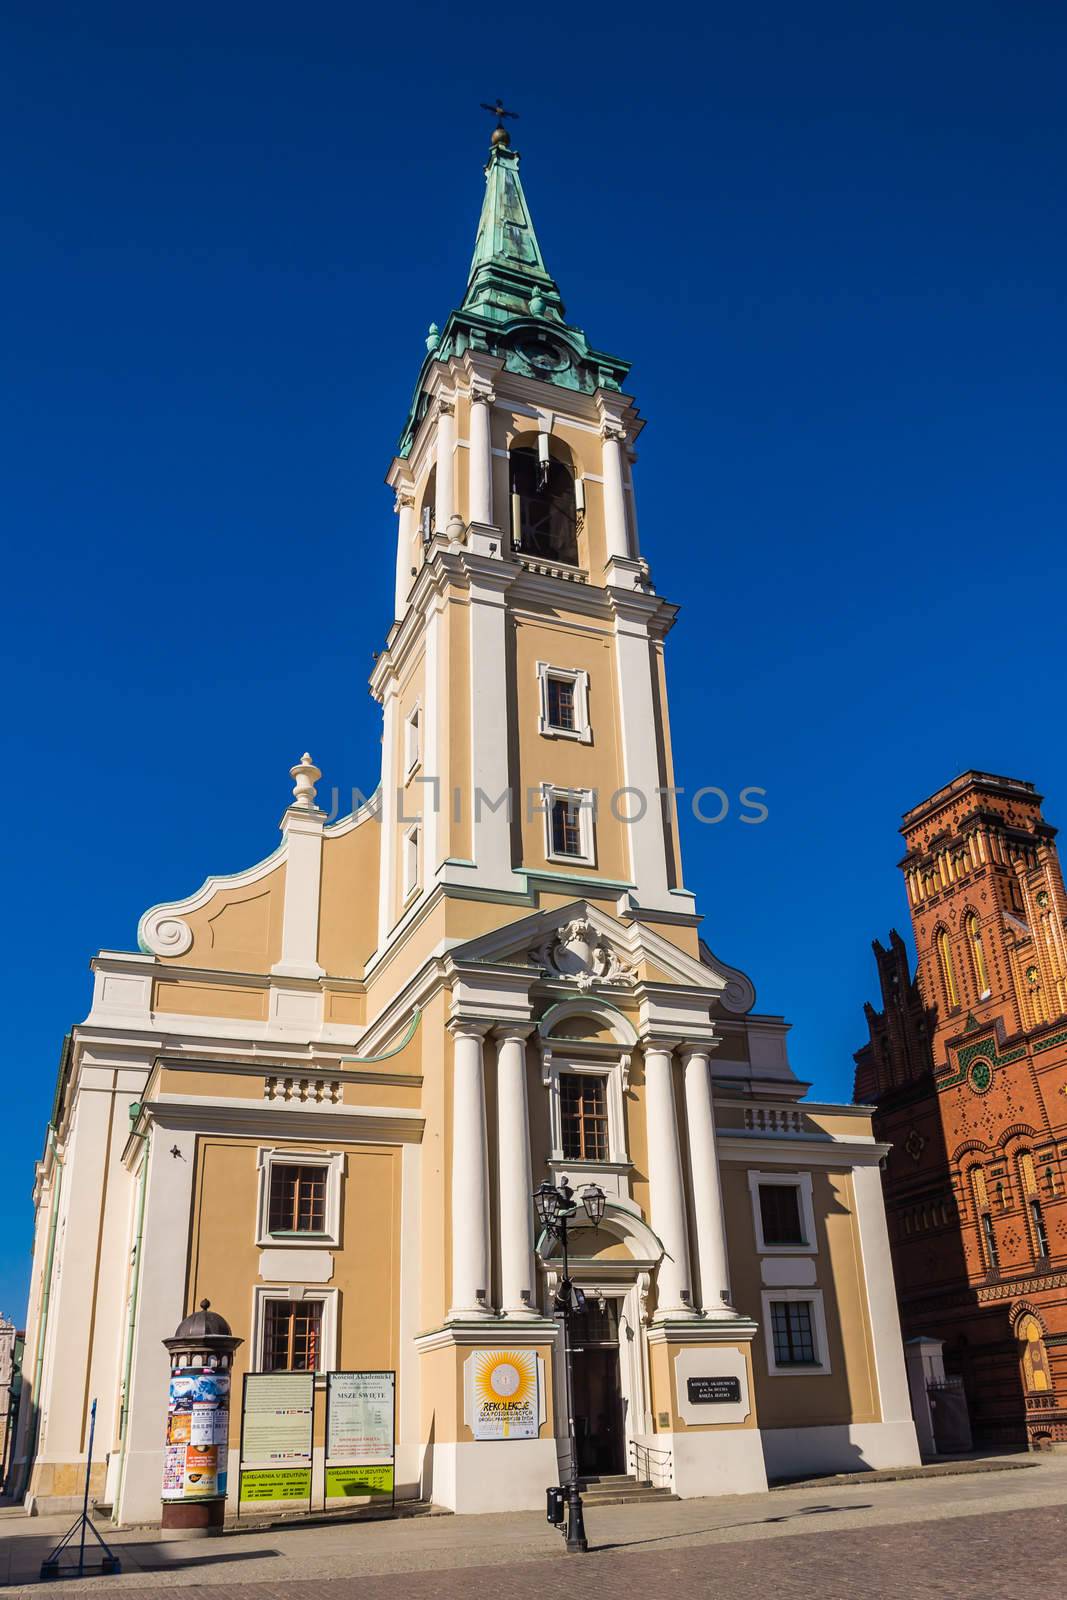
{"left": 686, "top": 1375, "right": 742, "bottom": 1405}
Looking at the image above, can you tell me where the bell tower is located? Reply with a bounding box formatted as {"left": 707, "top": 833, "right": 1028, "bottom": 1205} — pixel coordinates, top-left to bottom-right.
{"left": 372, "top": 117, "right": 693, "bottom": 953}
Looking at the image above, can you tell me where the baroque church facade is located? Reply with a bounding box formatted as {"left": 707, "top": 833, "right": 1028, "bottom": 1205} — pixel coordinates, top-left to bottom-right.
{"left": 856, "top": 771, "right": 1067, "bottom": 1449}
{"left": 15, "top": 127, "right": 917, "bottom": 1522}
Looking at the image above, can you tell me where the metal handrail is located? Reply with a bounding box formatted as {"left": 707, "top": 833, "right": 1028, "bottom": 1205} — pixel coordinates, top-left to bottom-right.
{"left": 628, "top": 1439, "right": 672, "bottom": 1488}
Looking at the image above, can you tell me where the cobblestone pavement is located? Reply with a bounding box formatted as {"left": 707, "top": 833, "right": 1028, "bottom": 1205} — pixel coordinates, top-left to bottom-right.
{"left": 2, "top": 1456, "right": 1063, "bottom": 1597}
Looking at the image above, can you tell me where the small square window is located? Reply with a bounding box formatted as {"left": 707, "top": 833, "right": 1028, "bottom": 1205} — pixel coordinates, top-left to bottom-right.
{"left": 770, "top": 1300, "right": 817, "bottom": 1366}
{"left": 268, "top": 1164, "right": 327, "bottom": 1235}
{"left": 759, "top": 1183, "right": 805, "bottom": 1247}
{"left": 263, "top": 1298, "right": 324, "bottom": 1372}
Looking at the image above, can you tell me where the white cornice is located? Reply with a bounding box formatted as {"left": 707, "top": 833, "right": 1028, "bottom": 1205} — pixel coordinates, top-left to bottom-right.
{"left": 717, "top": 1135, "right": 889, "bottom": 1167}
{"left": 137, "top": 1094, "right": 425, "bottom": 1145}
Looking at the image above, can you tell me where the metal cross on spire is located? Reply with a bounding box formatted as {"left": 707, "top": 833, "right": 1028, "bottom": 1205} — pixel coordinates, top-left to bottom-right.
{"left": 480, "top": 97, "right": 519, "bottom": 131}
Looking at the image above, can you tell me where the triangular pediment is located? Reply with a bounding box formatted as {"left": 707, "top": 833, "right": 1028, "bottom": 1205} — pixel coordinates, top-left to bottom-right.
{"left": 447, "top": 900, "right": 754, "bottom": 1012}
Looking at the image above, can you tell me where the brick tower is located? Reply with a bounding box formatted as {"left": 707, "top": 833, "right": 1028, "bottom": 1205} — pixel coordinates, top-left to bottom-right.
{"left": 856, "top": 771, "right": 1067, "bottom": 1448}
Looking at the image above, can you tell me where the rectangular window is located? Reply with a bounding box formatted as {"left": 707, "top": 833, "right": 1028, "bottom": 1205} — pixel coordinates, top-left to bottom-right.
{"left": 404, "top": 825, "right": 420, "bottom": 897}
{"left": 405, "top": 706, "right": 421, "bottom": 772}
{"left": 559, "top": 1073, "right": 609, "bottom": 1161}
{"left": 981, "top": 1212, "right": 1000, "bottom": 1271}
{"left": 758, "top": 1183, "right": 805, "bottom": 1247}
{"left": 268, "top": 1164, "right": 327, "bottom": 1234}
{"left": 770, "top": 1300, "right": 817, "bottom": 1366}
{"left": 546, "top": 676, "right": 576, "bottom": 732}
{"left": 551, "top": 797, "right": 583, "bottom": 858}
{"left": 263, "top": 1298, "right": 323, "bottom": 1372}
{"left": 1030, "top": 1199, "right": 1050, "bottom": 1259}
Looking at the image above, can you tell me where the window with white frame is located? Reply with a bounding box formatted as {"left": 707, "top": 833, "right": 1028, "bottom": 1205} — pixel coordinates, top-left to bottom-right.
{"left": 544, "top": 1051, "right": 628, "bottom": 1166}
{"left": 405, "top": 703, "right": 421, "bottom": 773}
{"left": 252, "top": 1285, "right": 338, "bottom": 1375}
{"left": 537, "top": 662, "right": 591, "bottom": 742}
{"left": 748, "top": 1170, "right": 817, "bottom": 1254}
{"left": 256, "top": 1149, "right": 343, "bottom": 1247}
{"left": 761, "top": 1288, "right": 831, "bottom": 1375}
{"left": 542, "top": 784, "right": 595, "bottom": 866}
{"left": 403, "top": 823, "right": 420, "bottom": 898}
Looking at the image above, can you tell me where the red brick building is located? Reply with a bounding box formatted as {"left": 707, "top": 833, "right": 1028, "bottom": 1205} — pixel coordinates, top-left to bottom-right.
{"left": 855, "top": 771, "right": 1067, "bottom": 1448}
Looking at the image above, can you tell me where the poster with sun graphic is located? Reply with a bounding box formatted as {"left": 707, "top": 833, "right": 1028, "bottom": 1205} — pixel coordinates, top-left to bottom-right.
{"left": 466, "top": 1349, "right": 539, "bottom": 1440}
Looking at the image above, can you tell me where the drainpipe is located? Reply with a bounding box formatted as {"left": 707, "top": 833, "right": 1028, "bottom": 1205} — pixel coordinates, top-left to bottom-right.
{"left": 25, "top": 1123, "right": 64, "bottom": 1483}
{"left": 114, "top": 1111, "right": 150, "bottom": 1518}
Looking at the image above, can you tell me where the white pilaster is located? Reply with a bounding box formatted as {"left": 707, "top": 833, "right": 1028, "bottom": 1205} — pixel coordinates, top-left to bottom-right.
{"left": 422, "top": 596, "right": 442, "bottom": 883}
{"left": 467, "top": 557, "right": 517, "bottom": 889}
{"left": 393, "top": 490, "right": 416, "bottom": 622}
{"left": 448, "top": 1020, "right": 492, "bottom": 1319}
{"left": 643, "top": 1045, "right": 696, "bottom": 1317}
{"left": 435, "top": 398, "right": 456, "bottom": 536}
{"left": 117, "top": 1122, "right": 198, "bottom": 1525}
{"left": 468, "top": 386, "right": 495, "bottom": 527}
{"left": 681, "top": 1047, "right": 732, "bottom": 1314}
{"left": 600, "top": 424, "right": 631, "bottom": 560}
{"left": 852, "top": 1163, "right": 916, "bottom": 1429}
{"left": 611, "top": 595, "right": 673, "bottom": 908}
{"left": 376, "top": 677, "right": 400, "bottom": 951}
{"left": 495, "top": 1025, "right": 536, "bottom": 1316}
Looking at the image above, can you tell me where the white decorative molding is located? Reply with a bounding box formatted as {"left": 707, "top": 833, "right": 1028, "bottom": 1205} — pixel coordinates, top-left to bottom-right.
{"left": 532, "top": 918, "right": 635, "bottom": 991}
{"left": 137, "top": 843, "right": 286, "bottom": 959}
{"left": 140, "top": 911, "right": 193, "bottom": 958}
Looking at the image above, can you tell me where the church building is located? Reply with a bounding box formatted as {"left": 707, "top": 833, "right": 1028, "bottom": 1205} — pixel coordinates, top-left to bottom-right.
{"left": 856, "top": 770, "right": 1067, "bottom": 1449}
{"left": 14, "top": 122, "right": 918, "bottom": 1522}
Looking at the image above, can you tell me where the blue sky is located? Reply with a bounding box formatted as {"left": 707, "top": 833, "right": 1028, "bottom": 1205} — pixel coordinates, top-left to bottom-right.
{"left": 3, "top": 2, "right": 1066, "bottom": 1314}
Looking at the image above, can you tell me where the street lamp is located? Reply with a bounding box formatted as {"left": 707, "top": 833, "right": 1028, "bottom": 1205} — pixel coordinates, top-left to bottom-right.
{"left": 533, "top": 1177, "right": 606, "bottom": 1554}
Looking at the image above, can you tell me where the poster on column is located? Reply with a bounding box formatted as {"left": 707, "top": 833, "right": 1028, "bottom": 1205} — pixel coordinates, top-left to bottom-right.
{"left": 465, "top": 1349, "right": 539, "bottom": 1440}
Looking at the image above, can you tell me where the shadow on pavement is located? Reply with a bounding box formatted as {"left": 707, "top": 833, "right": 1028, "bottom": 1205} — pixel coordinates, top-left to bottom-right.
{"left": 592, "top": 1502, "right": 874, "bottom": 1553}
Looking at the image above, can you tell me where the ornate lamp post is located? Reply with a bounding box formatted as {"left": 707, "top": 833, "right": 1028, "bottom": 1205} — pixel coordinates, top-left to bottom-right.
{"left": 533, "top": 1177, "right": 606, "bottom": 1555}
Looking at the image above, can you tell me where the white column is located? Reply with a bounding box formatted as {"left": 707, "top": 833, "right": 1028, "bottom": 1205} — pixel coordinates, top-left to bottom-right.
{"left": 496, "top": 1026, "right": 536, "bottom": 1316}
{"left": 435, "top": 398, "right": 455, "bottom": 536}
{"left": 469, "top": 388, "right": 495, "bottom": 526}
{"left": 681, "top": 1047, "right": 732, "bottom": 1315}
{"left": 449, "top": 1020, "right": 492, "bottom": 1319}
{"left": 643, "top": 1045, "right": 695, "bottom": 1317}
{"left": 601, "top": 424, "right": 631, "bottom": 560}
{"left": 393, "top": 491, "right": 415, "bottom": 622}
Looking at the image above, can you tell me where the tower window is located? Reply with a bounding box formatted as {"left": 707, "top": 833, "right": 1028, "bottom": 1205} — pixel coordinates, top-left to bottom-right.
{"left": 543, "top": 785, "right": 594, "bottom": 865}
{"left": 1029, "top": 1198, "right": 1050, "bottom": 1260}
{"left": 980, "top": 1212, "right": 1000, "bottom": 1272}
{"left": 405, "top": 704, "right": 421, "bottom": 773}
{"left": 547, "top": 676, "right": 575, "bottom": 730}
{"left": 509, "top": 446, "right": 579, "bottom": 565}
{"left": 403, "top": 825, "right": 420, "bottom": 898}
{"left": 967, "top": 912, "right": 991, "bottom": 999}
{"left": 936, "top": 929, "right": 960, "bottom": 1010}
{"left": 536, "top": 662, "right": 591, "bottom": 742}
{"left": 551, "top": 797, "right": 583, "bottom": 857}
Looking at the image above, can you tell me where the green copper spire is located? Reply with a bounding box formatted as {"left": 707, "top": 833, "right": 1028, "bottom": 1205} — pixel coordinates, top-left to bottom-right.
{"left": 396, "top": 123, "right": 631, "bottom": 458}
{"left": 462, "top": 136, "right": 565, "bottom": 326}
